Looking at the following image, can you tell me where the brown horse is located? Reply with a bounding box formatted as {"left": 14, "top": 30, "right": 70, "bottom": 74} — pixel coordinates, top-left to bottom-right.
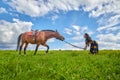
{"left": 16, "top": 30, "right": 64, "bottom": 55}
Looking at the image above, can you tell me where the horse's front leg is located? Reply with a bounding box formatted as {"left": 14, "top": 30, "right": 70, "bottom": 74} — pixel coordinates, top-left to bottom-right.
{"left": 34, "top": 44, "right": 40, "bottom": 55}
{"left": 43, "top": 44, "right": 49, "bottom": 53}
{"left": 24, "top": 43, "right": 28, "bottom": 55}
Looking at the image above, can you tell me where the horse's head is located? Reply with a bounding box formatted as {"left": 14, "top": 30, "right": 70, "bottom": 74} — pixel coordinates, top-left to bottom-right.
{"left": 55, "top": 30, "right": 65, "bottom": 41}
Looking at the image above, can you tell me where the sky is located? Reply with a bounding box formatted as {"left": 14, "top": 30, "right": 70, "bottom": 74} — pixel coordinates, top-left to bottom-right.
{"left": 0, "top": 0, "right": 120, "bottom": 50}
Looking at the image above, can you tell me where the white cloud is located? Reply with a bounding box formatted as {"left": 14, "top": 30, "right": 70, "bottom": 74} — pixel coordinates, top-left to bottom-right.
{"left": 6, "top": 0, "right": 120, "bottom": 34}
{"left": 67, "top": 0, "right": 120, "bottom": 34}
{"left": 97, "top": 34, "right": 117, "bottom": 42}
{"left": 51, "top": 15, "right": 58, "bottom": 21}
{"left": 97, "top": 14, "right": 120, "bottom": 32}
{"left": 2, "top": 0, "right": 120, "bottom": 50}
{"left": 87, "top": 0, "right": 120, "bottom": 50}
{"left": 88, "top": 0, "right": 120, "bottom": 18}
{"left": 86, "top": 0, "right": 120, "bottom": 33}
{"left": 81, "top": 26, "right": 88, "bottom": 32}
{"left": 5, "top": 0, "right": 120, "bottom": 19}
{"left": 105, "top": 26, "right": 120, "bottom": 32}
{"left": 72, "top": 25, "right": 80, "bottom": 31}
{"left": 97, "top": 33, "right": 120, "bottom": 49}
{"left": 65, "top": 25, "right": 93, "bottom": 41}
{"left": 7, "top": 1, "right": 119, "bottom": 25}
{"left": 81, "top": 0, "right": 120, "bottom": 50}
{"left": 0, "top": 18, "right": 33, "bottom": 44}
{"left": 98, "top": 41, "right": 120, "bottom": 50}
{"left": 0, "top": 7, "right": 7, "bottom": 13}
{"left": 64, "top": 28, "right": 72, "bottom": 35}
{"left": 6, "top": 0, "right": 81, "bottom": 17}
{"left": 6, "top": 0, "right": 111, "bottom": 17}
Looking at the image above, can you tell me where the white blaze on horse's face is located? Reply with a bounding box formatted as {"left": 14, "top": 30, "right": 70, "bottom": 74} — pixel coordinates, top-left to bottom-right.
{"left": 55, "top": 31, "right": 65, "bottom": 41}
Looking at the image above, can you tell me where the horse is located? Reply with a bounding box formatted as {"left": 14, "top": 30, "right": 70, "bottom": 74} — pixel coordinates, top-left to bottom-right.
{"left": 16, "top": 30, "right": 65, "bottom": 55}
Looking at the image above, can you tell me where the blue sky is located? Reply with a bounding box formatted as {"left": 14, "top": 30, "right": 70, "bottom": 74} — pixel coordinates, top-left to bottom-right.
{"left": 0, "top": 0, "right": 120, "bottom": 50}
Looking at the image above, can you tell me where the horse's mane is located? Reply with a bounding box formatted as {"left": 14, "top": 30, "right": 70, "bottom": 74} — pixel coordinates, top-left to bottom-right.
{"left": 41, "top": 30, "right": 55, "bottom": 32}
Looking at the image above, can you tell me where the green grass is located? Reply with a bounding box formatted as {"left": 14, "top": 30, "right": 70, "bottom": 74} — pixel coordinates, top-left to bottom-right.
{"left": 0, "top": 50, "right": 120, "bottom": 80}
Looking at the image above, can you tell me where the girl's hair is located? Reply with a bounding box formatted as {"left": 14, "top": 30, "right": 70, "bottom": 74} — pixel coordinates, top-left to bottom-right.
{"left": 85, "top": 33, "right": 89, "bottom": 37}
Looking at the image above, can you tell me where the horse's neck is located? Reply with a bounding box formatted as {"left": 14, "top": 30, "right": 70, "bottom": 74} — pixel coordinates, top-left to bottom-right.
{"left": 45, "top": 32, "right": 56, "bottom": 40}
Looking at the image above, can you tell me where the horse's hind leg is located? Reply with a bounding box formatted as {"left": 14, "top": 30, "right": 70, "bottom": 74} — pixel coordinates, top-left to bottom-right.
{"left": 43, "top": 44, "right": 49, "bottom": 53}
{"left": 19, "top": 43, "right": 24, "bottom": 55}
{"left": 46, "top": 45, "right": 49, "bottom": 53}
{"left": 24, "top": 43, "right": 28, "bottom": 55}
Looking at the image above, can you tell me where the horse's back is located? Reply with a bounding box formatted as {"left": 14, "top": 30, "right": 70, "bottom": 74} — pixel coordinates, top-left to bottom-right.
{"left": 25, "top": 31, "right": 33, "bottom": 36}
{"left": 22, "top": 31, "right": 44, "bottom": 43}
{"left": 21, "top": 31, "right": 34, "bottom": 43}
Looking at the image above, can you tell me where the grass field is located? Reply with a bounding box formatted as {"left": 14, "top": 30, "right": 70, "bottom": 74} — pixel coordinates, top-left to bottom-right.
{"left": 0, "top": 50, "right": 120, "bottom": 80}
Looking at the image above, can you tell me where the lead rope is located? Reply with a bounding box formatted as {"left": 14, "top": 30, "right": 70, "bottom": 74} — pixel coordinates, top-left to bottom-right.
{"left": 63, "top": 41, "right": 84, "bottom": 49}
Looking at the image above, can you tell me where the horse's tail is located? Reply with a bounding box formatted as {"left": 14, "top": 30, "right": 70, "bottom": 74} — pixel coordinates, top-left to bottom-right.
{"left": 16, "top": 33, "right": 22, "bottom": 51}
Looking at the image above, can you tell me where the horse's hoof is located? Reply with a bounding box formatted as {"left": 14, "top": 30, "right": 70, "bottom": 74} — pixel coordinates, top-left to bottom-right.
{"left": 46, "top": 51, "right": 48, "bottom": 53}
